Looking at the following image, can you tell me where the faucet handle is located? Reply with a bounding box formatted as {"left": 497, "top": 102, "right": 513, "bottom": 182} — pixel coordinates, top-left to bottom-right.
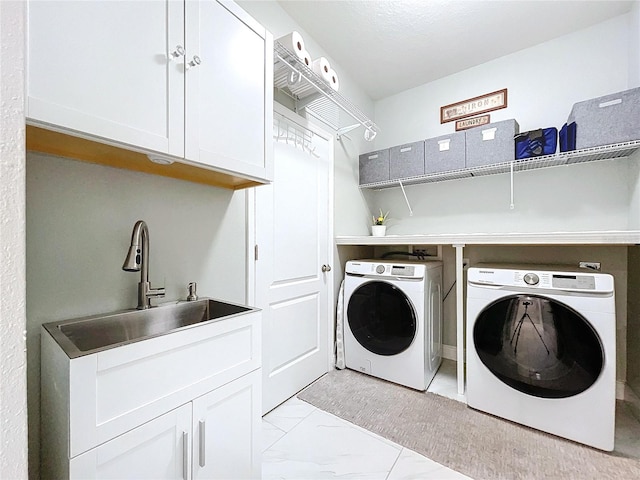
{"left": 187, "top": 282, "right": 198, "bottom": 301}
{"left": 147, "top": 286, "right": 165, "bottom": 298}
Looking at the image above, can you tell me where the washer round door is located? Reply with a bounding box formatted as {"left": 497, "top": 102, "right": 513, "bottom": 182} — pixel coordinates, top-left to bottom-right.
{"left": 347, "top": 281, "right": 417, "bottom": 356}
{"left": 473, "top": 294, "right": 604, "bottom": 399}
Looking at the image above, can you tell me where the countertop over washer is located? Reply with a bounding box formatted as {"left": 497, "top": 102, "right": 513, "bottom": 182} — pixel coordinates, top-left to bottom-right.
{"left": 336, "top": 230, "right": 640, "bottom": 246}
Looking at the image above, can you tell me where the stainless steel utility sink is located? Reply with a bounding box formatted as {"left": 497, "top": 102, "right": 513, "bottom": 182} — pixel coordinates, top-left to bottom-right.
{"left": 43, "top": 298, "right": 256, "bottom": 358}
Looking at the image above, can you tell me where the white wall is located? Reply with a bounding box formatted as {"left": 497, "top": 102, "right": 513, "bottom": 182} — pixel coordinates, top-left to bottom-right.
{"left": 26, "top": 153, "right": 247, "bottom": 479}
{"left": 630, "top": 0, "right": 640, "bottom": 87}
{"left": 369, "top": 14, "right": 636, "bottom": 236}
{"left": 374, "top": 14, "right": 631, "bottom": 149}
{"left": 0, "top": 2, "right": 29, "bottom": 479}
{"left": 626, "top": 1, "right": 640, "bottom": 416}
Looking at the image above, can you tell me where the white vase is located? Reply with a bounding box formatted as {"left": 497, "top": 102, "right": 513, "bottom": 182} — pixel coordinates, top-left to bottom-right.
{"left": 371, "top": 225, "right": 386, "bottom": 237}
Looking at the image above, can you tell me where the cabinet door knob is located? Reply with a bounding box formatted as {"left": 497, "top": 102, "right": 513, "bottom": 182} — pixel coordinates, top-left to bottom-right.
{"left": 188, "top": 55, "right": 202, "bottom": 68}
{"left": 170, "top": 45, "right": 185, "bottom": 59}
{"left": 322, "top": 264, "right": 332, "bottom": 272}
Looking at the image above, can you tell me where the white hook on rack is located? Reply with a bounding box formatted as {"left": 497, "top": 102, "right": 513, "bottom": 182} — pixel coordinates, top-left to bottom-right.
{"left": 364, "top": 128, "right": 377, "bottom": 141}
{"left": 287, "top": 70, "right": 301, "bottom": 85}
{"left": 398, "top": 180, "right": 414, "bottom": 217}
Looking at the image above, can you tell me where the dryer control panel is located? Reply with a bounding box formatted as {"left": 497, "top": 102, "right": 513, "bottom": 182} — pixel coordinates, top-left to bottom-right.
{"left": 346, "top": 260, "right": 441, "bottom": 279}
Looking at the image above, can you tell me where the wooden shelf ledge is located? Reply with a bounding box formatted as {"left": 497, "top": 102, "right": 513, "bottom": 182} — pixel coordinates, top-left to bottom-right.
{"left": 26, "top": 125, "right": 264, "bottom": 190}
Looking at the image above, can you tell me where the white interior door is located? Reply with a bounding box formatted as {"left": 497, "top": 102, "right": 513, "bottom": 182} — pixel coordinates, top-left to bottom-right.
{"left": 255, "top": 106, "right": 333, "bottom": 414}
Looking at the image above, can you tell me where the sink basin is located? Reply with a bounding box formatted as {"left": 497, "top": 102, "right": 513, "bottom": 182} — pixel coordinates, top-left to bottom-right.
{"left": 43, "top": 298, "right": 255, "bottom": 358}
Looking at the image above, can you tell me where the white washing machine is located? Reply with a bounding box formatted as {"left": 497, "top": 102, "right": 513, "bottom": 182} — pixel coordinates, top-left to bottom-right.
{"left": 466, "top": 264, "right": 616, "bottom": 451}
{"left": 344, "top": 259, "right": 443, "bottom": 391}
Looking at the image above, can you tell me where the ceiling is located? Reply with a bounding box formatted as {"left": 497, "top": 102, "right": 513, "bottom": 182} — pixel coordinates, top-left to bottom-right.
{"left": 277, "top": 0, "right": 635, "bottom": 100}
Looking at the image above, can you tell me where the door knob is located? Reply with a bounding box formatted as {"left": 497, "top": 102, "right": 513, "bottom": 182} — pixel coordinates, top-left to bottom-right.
{"left": 322, "top": 264, "right": 331, "bottom": 272}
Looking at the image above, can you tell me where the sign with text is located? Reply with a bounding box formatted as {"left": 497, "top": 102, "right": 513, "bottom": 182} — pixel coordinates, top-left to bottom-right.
{"left": 441, "top": 89, "right": 507, "bottom": 124}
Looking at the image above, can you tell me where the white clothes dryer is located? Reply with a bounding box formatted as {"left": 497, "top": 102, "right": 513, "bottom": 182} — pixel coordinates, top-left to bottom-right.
{"left": 344, "top": 259, "right": 443, "bottom": 391}
{"left": 466, "top": 264, "right": 616, "bottom": 451}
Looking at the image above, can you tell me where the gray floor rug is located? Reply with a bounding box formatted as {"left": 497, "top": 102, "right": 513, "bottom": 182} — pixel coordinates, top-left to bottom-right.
{"left": 297, "top": 369, "right": 640, "bottom": 480}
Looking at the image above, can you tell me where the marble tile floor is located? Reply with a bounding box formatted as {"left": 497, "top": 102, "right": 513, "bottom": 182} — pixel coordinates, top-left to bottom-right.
{"left": 261, "top": 359, "right": 640, "bottom": 479}
{"left": 261, "top": 359, "right": 470, "bottom": 480}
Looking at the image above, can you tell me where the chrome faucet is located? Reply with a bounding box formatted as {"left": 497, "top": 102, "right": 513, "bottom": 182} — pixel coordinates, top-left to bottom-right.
{"left": 122, "top": 220, "right": 165, "bottom": 309}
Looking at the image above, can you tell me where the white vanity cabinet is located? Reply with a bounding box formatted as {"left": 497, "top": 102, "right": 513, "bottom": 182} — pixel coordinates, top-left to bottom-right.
{"left": 27, "top": 0, "right": 273, "bottom": 185}
{"left": 41, "top": 310, "right": 261, "bottom": 480}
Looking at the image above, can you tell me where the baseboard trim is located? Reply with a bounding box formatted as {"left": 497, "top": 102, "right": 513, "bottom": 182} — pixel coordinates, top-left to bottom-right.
{"left": 617, "top": 381, "right": 626, "bottom": 400}
{"left": 442, "top": 344, "right": 459, "bottom": 362}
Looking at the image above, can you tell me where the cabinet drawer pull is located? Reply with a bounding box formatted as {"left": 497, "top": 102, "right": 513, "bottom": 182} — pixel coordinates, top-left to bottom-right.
{"left": 182, "top": 431, "right": 189, "bottom": 479}
{"left": 199, "top": 420, "right": 206, "bottom": 467}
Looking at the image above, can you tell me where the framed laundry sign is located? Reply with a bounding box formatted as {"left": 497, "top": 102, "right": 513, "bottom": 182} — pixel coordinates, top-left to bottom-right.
{"left": 440, "top": 88, "right": 508, "bottom": 124}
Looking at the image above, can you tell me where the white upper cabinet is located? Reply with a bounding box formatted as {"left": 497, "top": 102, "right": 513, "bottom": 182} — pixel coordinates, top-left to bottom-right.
{"left": 185, "top": 0, "right": 273, "bottom": 182}
{"left": 27, "top": 0, "right": 184, "bottom": 157}
{"left": 26, "top": 0, "right": 273, "bottom": 185}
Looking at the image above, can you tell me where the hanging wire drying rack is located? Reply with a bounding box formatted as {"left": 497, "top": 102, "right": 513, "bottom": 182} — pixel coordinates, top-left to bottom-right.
{"left": 273, "top": 41, "right": 380, "bottom": 141}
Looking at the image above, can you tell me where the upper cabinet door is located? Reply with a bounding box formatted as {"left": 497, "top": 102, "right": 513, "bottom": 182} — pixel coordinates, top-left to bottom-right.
{"left": 184, "top": 0, "right": 273, "bottom": 183}
{"left": 27, "top": 0, "right": 185, "bottom": 158}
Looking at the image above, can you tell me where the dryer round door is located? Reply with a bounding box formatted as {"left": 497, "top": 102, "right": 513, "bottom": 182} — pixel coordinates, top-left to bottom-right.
{"left": 473, "top": 294, "right": 604, "bottom": 399}
{"left": 347, "top": 281, "right": 417, "bottom": 356}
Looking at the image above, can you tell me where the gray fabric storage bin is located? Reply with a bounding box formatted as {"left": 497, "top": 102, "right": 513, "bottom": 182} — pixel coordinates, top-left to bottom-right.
{"left": 425, "top": 132, "right": 465, "bottom": 174}
{"left": 465, "top": 119, "right": 519, "bottom": 168}
{"left": 567, "top": 87, "right": 640, "bottom": 149}
{"left": 359, "top": 148, "right": 390, "bottom": 184}
{"left": 389, "top": 141, "right": 425, "bottom": 179}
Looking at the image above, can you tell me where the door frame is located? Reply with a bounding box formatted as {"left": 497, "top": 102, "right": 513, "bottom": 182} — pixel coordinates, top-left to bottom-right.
{"left": 246, "top": 102, "right": 335, "bottom": 375}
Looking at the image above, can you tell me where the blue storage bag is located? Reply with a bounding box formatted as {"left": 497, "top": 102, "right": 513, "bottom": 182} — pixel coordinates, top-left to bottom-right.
{"left": 559, "top": 122, "right": 577, "bottom": 152}
{"left": 514, "top": 128, "right": 558, "bottom": 159}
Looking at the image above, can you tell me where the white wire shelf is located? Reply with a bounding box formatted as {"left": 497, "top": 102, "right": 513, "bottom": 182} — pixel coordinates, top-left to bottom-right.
{"left": 274, "top": 42, "right": 379, "bottom": 141}
{"left": 359, "top": 140, "right": 640, "bottom": 190}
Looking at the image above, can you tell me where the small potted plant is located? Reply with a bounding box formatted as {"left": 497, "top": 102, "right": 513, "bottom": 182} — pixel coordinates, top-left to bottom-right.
{"left": 371, "top": 209, "right": 389, "bottom": 237}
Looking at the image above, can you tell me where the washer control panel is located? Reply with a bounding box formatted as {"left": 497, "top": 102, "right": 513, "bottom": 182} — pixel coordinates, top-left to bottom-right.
{"left": 468, "top": 265, "right": 610, "bottom": 293}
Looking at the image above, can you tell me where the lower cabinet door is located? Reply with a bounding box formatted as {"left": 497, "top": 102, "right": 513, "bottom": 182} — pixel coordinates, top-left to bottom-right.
{"left": 192, "top": 370, "right": 262, "bottom": 480}
{"left": 70, "top": 404, "right": 192, "bottom": 480}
